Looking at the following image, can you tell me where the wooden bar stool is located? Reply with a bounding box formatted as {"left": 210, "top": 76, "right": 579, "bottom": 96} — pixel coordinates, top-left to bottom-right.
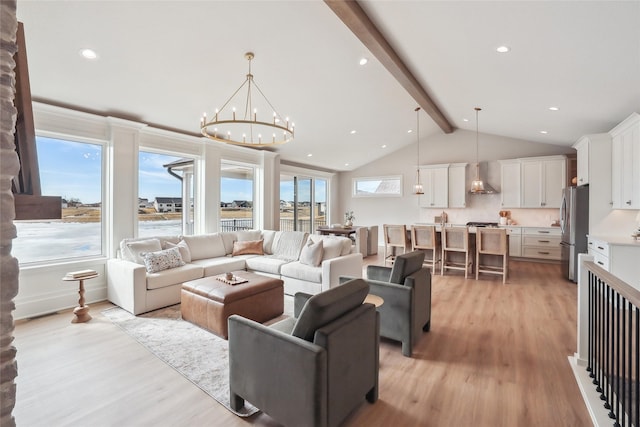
{"left": 411, "top": 225, "right": 440, "bottom": 274}
{"left": 441, "top": 226, "right": 472, "bottom": 278}
{"left": 383, "top": 224, "right": 409, "bottom": 265}
{"left": 475, "top": 228, "right": 508, "bottom": 284}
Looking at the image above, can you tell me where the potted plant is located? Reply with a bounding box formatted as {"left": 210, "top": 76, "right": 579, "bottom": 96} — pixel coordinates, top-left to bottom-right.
{"left": 344, "top": 211, "right": 355, "bottom": 227}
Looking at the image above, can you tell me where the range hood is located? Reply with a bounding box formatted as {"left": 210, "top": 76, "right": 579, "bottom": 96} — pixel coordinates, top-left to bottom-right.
{"left": 469, "top": 162, "right": 499, "bottom": 195}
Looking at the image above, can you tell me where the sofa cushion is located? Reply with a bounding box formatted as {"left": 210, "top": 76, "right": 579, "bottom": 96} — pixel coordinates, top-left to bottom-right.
{"left": 299, "top": 239, "right": 323, "bottom": 267}
{"left": 262, "top": 230, "right": 277, "bottom": 254}
{"left": 124, "top": 238, "right": 162, "bottom": 264}
{"left": 219, "top": 232, "right": 238, "bottom": 255}
{"left": 272, "top": 231, "right": 308, "bottom": 261}
{"left": 142, "top": 247, "right": 185, "bottom": 273}
{"left": 308, "top": 235, "right": 350, "bottom": 261}
{"left": 237, "top": 230, "right": 262, "bottom": 242}
{"left": 182, "top": 233, "right": 226, "bottom": 261}
{"left": 280, "top": 261, "right": 322, "bottom": 284}
{"left": 291, "top": 278, "right": 369, "bottom": 342}
{"left": 163, "top": 240, "right": 192, "bottom": 263}
{"left": 190, "top": 256, "right": 247, "bottom": 277}
{"left": 120, "top": 236, "right": 180, "bottom": 262}
{"left": 245, "top": 256, "right": 291, "bottom": 275}
{"left": 146, "top": 263, "right": 204, "bottom": 291}
{"left": 232, "top": 239, "right": 264, "bottom": 256}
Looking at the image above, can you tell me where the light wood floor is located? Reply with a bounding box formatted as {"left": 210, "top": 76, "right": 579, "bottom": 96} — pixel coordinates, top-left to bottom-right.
{"left": 13, "top": 255, "right": 591, "bottom": 426}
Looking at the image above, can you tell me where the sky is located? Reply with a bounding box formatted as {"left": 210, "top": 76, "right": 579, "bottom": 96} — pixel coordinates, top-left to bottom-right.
{"left": 36, "top": 136, "right": 325, "bottom": 204}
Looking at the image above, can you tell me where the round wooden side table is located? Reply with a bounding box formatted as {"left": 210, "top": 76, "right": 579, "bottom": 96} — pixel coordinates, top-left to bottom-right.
{"left": 62, "top": 273, "right": 98, "bottom": 323}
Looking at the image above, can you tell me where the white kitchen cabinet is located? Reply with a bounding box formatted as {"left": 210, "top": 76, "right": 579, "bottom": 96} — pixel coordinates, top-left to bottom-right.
{"left": 588, "top": 235, "right": 640, "bottom": 289}
{"left": 610, "top": 113, "right": 640, "bottom": 209}
{"left": 504, "top": 226, "right": 522, "bottom": 257}
{"left": 571, "top": 133, "right": 612, "bottom": 231}
{"left": 520, "top": 156, "right": 566, "bottom": 208}
{"left": 573, "top": 136, "right": 590, "bottom": 185}
{"left": 420, "top": 165, "right": 449, "bottom": 208}
{"left": 499, "top": 159, "right": 521, "bottom": 208}
{"left": 448, "top": 163, "right": 468, "bottom": 208}
{"left": 521, "top": 227, "right": 561, "bottom": 260}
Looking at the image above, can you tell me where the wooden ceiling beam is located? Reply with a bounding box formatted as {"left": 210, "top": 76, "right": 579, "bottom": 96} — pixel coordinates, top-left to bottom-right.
{"left": 325, "top": 0, "right": 454, "bottom": 134}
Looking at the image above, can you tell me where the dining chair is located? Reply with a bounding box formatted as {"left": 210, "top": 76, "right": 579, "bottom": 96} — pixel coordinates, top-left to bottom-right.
{"left": 383, "top": 224, "right": 410, "bottom": 265}
{"left": 441, "top": 226, "right": 472, "bottom": 278}
{"left": 475, "top": 228, "right": 508, "bottom": 283}
{"left": 411, "top": 225, "right": 440, "bottom": 274}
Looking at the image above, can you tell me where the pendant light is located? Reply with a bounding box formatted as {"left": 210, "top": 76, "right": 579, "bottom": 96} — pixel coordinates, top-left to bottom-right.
{"left": 413, "top": 107, "right": 424, "bottom": 195}
{"left": 470, "top": 107, "right": 485, "bottom": 193}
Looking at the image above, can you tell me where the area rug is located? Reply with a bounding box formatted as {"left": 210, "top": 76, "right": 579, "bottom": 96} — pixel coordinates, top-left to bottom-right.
{"left": 102, "top": 305, "right": 259, "bottom": 417}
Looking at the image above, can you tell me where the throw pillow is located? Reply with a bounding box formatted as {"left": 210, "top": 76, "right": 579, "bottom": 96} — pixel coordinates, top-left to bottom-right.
{"left": 232, "top": 239, "right": 264, "bottom": 256}
{"left": 299, "top": 239, "right": 323, "bottom": 267}
{"left": 309, "top": 235, "right": 342, "bottom": 261}
{"left": 164, "top": 240, "right": 192, "bottom": 263}
{"left": 142, "top": 247, "right": 185, "bottom": 273}
{"left": 125, "top": 239, "right": 162, "bottom": 264}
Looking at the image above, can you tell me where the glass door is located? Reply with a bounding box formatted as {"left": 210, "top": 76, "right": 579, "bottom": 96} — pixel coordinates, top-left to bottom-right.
{"left": 280, "top": 175, "right": 327, "bottom": 232}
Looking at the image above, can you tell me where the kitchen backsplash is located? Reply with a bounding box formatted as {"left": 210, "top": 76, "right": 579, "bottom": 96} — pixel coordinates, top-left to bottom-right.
{"left": 419, "top": 192, "right": 561, "bottom": 227}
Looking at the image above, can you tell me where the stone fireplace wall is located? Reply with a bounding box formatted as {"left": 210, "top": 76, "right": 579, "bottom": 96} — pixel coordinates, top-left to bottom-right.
{"left": 0, "top": 1, "right": 20, "bottom": 426}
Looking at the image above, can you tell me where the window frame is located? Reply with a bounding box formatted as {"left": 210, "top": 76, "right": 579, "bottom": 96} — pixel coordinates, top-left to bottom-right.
{"left": 13, "top": 131, "right": 108, "bottom": 265}
{"left": 352, "top": 175, "right": 403, "bottom": 198}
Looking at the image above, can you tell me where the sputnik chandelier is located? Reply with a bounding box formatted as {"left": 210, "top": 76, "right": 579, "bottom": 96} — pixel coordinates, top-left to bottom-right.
{"left": 200, "top": 52, "right": 294, "bottom": 147}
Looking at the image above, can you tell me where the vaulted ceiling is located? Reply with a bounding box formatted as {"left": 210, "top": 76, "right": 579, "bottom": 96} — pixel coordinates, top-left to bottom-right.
{"left": 16, "top": 1, "right": 640, "bottom": 172}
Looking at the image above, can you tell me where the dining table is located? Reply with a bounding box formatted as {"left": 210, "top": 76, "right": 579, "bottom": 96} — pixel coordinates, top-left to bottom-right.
{"left": 316, "top": 226, "right": 359, "bottom": 237}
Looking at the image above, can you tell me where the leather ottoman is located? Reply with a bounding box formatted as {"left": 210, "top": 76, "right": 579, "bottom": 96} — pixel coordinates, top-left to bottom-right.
{"left": 181, "top": 271, "right": 284, "bottom": 339}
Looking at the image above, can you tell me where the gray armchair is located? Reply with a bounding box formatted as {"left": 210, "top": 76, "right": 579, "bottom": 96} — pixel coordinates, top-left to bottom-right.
{"left": 228, "top": 278, "right": 379, "bottom": 427}
{"left": 342, "top": 251, "right": 431, "bottom": 357}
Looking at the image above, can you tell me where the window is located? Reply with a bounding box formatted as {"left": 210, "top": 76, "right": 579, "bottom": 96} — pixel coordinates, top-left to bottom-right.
{"left": 138, "top": 151, "right": 193, "bottom": 237}
{"left": 280, "top": 175, "right": 327, "bottom": 232}
{"left": 220, "top": 162, "right": 254, "bottom": 231}
{"left": 13, "top": 136, "right": 104, "bottom": 264}
{"left": 352, "top": 175, "right": 402, "bottom": 197}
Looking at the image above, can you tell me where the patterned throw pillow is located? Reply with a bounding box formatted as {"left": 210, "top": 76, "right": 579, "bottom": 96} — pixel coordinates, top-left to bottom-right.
{"left": 163, "top": 240, "right": 192, "bottom": 263}
{"left": 142, "top": 247, "right": 185, "bottom": 273}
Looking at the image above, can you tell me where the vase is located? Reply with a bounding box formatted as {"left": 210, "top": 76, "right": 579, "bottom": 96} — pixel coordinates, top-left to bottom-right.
{"left": 345, "top": 220, "right": 353, "bottom": 227}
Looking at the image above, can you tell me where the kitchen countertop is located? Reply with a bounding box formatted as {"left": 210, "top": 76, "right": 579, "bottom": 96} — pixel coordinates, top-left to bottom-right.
{"left": 588, "top": 234, "right": 640, "bottom": 246}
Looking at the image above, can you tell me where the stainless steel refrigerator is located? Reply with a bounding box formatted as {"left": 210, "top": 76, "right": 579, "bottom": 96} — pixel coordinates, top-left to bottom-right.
{"left": 560, "top": 186, "right": 589, "bottom": 282}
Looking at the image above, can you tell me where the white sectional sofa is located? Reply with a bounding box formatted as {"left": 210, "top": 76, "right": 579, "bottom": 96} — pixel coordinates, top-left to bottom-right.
{"left": 107, "top": 229, "right": 363, "bottom": 315}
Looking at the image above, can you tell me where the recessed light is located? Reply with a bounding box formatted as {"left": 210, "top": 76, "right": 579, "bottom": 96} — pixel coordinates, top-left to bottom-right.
{"left": 540, "top": 130, "right": 548, "bottom": 134}
{"left": 79, "top": 48, "right": 98, "bottom": 60}
{"left": 463, "top": 118, "right": 469, "bottom": 122}
{"left": 345, "top": 163, "right": 350, "bottom": 166}
{"left": 381, "top": 144, "right": 387, "bottom": 149}
{"left": 307, "top": 153, "right": 313, "bottom": 157}
{"left": 549, "top": 106, "right": 559, "bottom": 111}
{"left": 496, "top": 46, "right": 510, "bottom": 53}
{"left": 359, "top": 57, "right": 368, "bottom": 66}
{"left": 407, "top": 129, "right": 413, "bottom": 133}
{"left": 350, "top": 130, "right": 357, "bottom": 134}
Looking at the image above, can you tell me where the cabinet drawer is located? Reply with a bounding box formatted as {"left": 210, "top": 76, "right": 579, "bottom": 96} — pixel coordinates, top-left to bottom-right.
{"left": 522, "top": 235, "right": 560, "bottom": 247}
{"left": 592, "top": 252, "right": 610, "bottom": 271}
{"left": 587, "top": 237, "right": 609, "bottom": 257}
{"left": 522, "top": 247, "right": 561, "bottom": 260}
{"left": 503, "top": 226, "right": 521, "bottom": 235}
{"left": 524, "top": 227, "right": 561, "bottom": 236}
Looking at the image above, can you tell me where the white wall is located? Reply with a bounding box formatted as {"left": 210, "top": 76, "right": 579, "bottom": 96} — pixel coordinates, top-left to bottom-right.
{"left": 339, "top": 128, "right": 572, "bottom": 241}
